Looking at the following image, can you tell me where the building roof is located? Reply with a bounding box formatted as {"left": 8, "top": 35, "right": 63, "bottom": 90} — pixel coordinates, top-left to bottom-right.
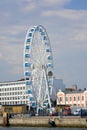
{"left": 64, "top": 89, "right": 85, "bottom": 94}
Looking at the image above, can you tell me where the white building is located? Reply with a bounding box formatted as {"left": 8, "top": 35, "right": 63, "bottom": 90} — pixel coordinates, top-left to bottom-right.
{"left": 0, "top": 79, "right": 29, "bottom": 105}
{"left": 0, "top": 77, "right": 65, "bottom": 106}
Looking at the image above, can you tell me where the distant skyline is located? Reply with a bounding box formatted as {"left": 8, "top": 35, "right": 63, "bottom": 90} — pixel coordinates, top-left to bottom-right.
{"left": 0, "top": 0, "right": 87, "bottom": 88}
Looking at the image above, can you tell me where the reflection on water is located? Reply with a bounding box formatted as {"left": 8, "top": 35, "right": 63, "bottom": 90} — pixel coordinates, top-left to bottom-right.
{"left": 0, "top": 127, "right": 87, "bottom": 130}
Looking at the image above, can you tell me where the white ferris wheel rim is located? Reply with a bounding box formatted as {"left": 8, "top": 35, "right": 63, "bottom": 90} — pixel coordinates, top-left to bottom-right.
{"left": 23, "top": 25, "right": 53, "bottom": 108}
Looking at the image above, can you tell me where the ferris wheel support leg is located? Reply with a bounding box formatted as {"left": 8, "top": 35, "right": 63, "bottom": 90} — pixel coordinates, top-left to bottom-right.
{"left": 28, "top": 104, "right": 31, "bottom": 113}
{"left": 38, "top": 71, "right": 43, "bottom": 103}
{"left": 48, "top": 95, "right": 52, "bottom": 114}
{"left": 36, "top": 104, "right": 39, "bottom": 116}
{"left": 44, "top": 69, "right": 52, "bottom": 114}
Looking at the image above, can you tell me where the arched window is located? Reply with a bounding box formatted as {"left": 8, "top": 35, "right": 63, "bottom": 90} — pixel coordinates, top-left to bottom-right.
{"left": 74, "top": 96, "right": 76, "bottom": 101}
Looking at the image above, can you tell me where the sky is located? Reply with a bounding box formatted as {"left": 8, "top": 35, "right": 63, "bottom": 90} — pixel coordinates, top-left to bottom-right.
{"left": 0, "top": 0, "right": 87, "bottom": 89}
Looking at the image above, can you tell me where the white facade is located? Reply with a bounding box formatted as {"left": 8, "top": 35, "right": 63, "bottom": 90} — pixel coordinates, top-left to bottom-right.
{"left": 0, "top": 80, "right": 29, "bottom": 105}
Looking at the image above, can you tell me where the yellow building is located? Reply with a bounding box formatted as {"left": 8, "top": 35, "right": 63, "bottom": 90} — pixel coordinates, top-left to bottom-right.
{"left": 1, "top": 104, "right": 28, "bottom": 115}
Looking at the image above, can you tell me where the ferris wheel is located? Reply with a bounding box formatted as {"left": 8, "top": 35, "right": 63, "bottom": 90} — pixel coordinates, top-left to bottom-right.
{"left": 24, "top": 25, "right": 53, "bottom": 113}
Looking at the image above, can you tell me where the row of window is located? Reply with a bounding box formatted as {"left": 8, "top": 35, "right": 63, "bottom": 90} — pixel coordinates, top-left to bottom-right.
{"left": 59, "top": 96, "right": 84, "bottom": 102}
{"left": 0, "top": 95, "right": 27, "bottom": 100}
{"left": 0, "top": 82, "right": 25, "bottom": 87}
{"left": 0, "top": 101, "right": 28, "bottom": 105}
{"left": 66, "top": 96, "right": 84, "bottom": 101}
{"left": 0, "top": 91, "right": 26, "bottom": 96}
{"left": 0, "top": 86, "right": 25, "bottom": 92}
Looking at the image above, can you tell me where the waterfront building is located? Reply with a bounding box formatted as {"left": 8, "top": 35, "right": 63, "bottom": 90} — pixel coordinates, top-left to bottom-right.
{"left": 0, "top": 78, "right": 63, "bottom": 106}
{"left": 2, "top": 104, "right": 28, "bottom": 114}
{"left": 0, "top": 78, "right": 65, "bottom": 106}
{"left": 57, "top": 87, "right": 87, "bottom": 108}
{"left": 0, "top": 79, "right": 29, "bottom": 105}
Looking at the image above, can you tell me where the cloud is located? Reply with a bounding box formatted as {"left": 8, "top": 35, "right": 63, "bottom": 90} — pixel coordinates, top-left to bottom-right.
{"left": 0, "top": 23, "right": 30, "bottom": 79}
{"left": 42, "top": 0, "right": 71, "bottom": 6}
{"left": 21, "top": 2, "right": 36, "bottom": 12}
{"left": 0, "top": 53, "right": 2, "bottom": 60}
{"left": 0, "top": 25, "right": 27, "bottom": 44}
{"left": 42, "top": 8, "right": 87, "bottom": 88}
{"left": 71, "top": 29, "right": 87, "bottom": 43}
{"left": 17, "top": 0, "right": 71, "bottom": 14}
{"left": 21, "top": 0, "right": 71, "bottom": 6}
{"left": 0, "top": 43, "right": 23, "bottom": 63}
{"left": 0, "top": 43, "right": 24, "bottom": 79}
{"left": 42, "top": 9, "right": 87, "bottom": 20}
{"left": 42, "top": 8, "right": 87, "bottom": 50}
{"left": 0, "top": 0, "right": 87, "bottom": 88}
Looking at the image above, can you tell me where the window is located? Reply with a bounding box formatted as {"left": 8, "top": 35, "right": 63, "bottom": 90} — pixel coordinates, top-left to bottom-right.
{"left": 15, "top": 92, "right": 17, "bottom": 95}
{"left": 86, "top": 101, "right": 87, "bottom": 107}
{"left": 78, "top": 104, "right": 80, "bottom": 107}
{"left": 82, "top": 96, "right": 84, "bottom": 100}
{"left": 78, "top": 96, "right": 80, "bottom": 101}
{"left": 60, "top": 97, "right": 62, "bottom": 102}
{"left": 7, "top": 88, "right": 9, "bottom": 91}
{"left": 65, "top": 97, "right": 68, "bottom": 101}
{"left": 23, "top": 87, "right": 25, "bottom": 90}
{"left": 15, "top": 87, "right": 17, "bottom": 90}
{"left": 70, "top": 97, "right": 72, "bottom": 101}
{"left": 74, "top": 97, "right": 76, "bottom": 101}
{"left": 82, "top": 104, "right": 84, "bottom": 107}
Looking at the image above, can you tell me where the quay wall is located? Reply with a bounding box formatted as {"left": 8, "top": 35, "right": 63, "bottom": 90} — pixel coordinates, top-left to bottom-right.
{"left": 0, "top": 116, "right": 87, "bottom": 127}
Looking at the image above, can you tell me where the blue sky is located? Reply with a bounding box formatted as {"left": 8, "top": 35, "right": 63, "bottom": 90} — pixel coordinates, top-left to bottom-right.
{"left": 0, "top": 0, "right": 87, "bottom": 89}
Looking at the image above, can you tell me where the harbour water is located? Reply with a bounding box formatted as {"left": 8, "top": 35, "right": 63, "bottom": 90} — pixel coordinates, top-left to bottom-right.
{"left": 0, "top": 127, "right": 87, "bottom": 130}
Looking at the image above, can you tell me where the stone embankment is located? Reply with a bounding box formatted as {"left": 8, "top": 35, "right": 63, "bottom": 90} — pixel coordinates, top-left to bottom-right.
{"left": 0, "top": 116, "right": 87, "bottom": 127}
